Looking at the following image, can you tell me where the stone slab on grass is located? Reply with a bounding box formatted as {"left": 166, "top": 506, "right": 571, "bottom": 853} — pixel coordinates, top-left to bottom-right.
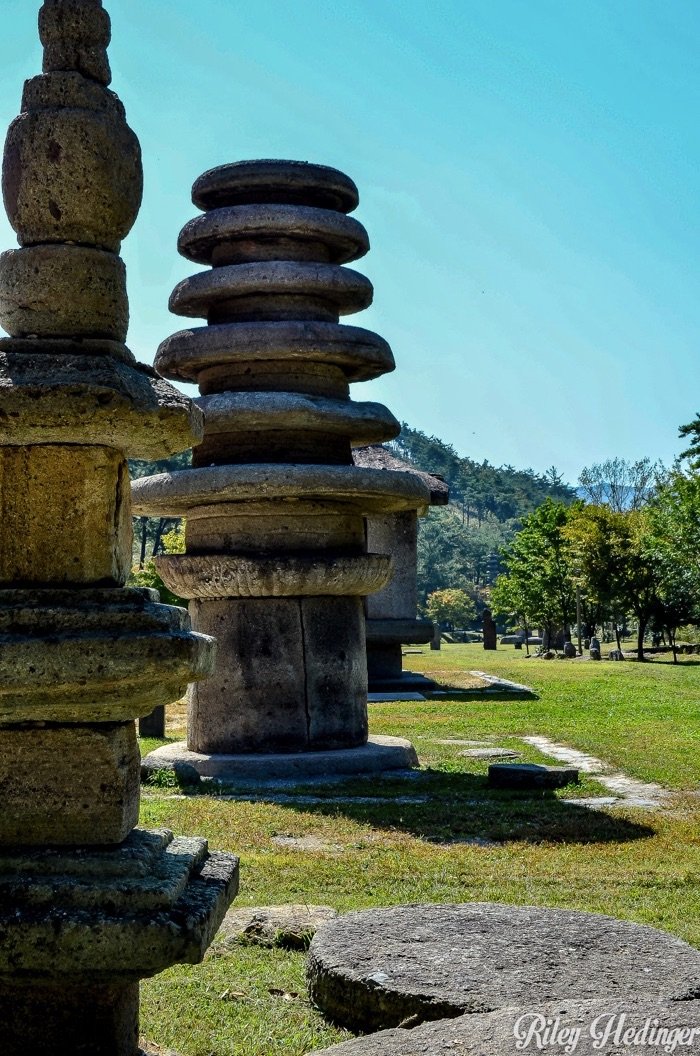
{"left": 213, "top": 904, "right": 338, "bottom": 951}
{"left": 307, "top": 903, "right": 700, "bottom": 1033}
{"left": 309, "top": 996, "right": 700, "bottom": 1055}
{"left": 460, "top": 748, "right": 520, "bottom": 760}
{"left": 488, "top": 763, "right": 579, "bottom": 790}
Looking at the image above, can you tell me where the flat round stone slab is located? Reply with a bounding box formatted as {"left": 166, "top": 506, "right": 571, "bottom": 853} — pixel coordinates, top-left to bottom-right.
{"left": 197, "top": 391, "right": 399, "bottom": 446}
{"left": 156, "top": 321, "right": 395, "bottom": 384}
{"left": 192, "top": 160, "right": 359, "bottom": 213}
{"left": 307, "top": 903, "right": 700, "bottom": 1032}
{"left": 169, "top": 260, "right": 373, "bottom": 320}
{"left": 310, "top": 996, "right": 700, "bottom": 1055}
{"left": 131, "top": 464, "right": 431, "bottom": 518}
{"left": 141, "top": 735, "right": 418, "bottom": 785}
{"left": 179, "top": 204, "right": 369, "bottom": 266}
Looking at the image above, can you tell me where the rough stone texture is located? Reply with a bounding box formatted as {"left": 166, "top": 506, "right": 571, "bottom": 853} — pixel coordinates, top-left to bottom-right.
{"left": 185, "top": 595, "right": 368, "bottom": 753}
{"left": 156, "top": 321, "right": 395, "bottom": 385}
{"left": 3, "top": 84, "right": 142, "bottom": 249}
{"left": 0, "top": 5, "right": 236, "bottom": 1052}
{"left": 133, "top": 463, "right": 429, "bottom": 518}
{"left": 180, "top": 203, "right": 369, "bottom": 266}
{"left": 0, "top": 352, "right": 204, "bottom": 458}
{"left": 307, "top": 903, "right": 700, "bottom": 1033}
{"left": 0, "top": 244, "right": 128, "bottom": 339}
{"left": 0, "top": 723, "right": 139, "bottom": 845}
{"left": 141, "top": 735, "right": 419, "bottom": 783}
{"left": 39, "top": 0, "right": 112, "bottom": 85}
{"left": 158, "top": 553, "right": 391, "bottom": 599}
{"left": 356, "top": 448, "right": 448, "bottom": 695}
{"left": 0, "top": 587, "right": 215, "bottom": 724}
{"left": 488, "top": 763, "right": 580, "bottom": 790}
{"left": 0, "top": 444, "right": 130, "bottom": 584}
{"left": 197, "top": 391, "right": 399, "bottom": 449}
{"left": 310, "top": 997, "right": 700, "bottom": 1056}
{"left": 213, "top": 904, "right": 338, "bottom": 950}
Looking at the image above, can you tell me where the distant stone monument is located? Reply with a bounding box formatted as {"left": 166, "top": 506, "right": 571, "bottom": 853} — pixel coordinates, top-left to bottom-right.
{"left": 354, "top": 445, "right": 449, "bottom": 694}
{"left": 482, "top": 608, "right": 497, "bottom": 650}
{"left": 0, "top": 3, "right": 238, "bottom": 1052}
{"left": 134, "top": 160, "right": 426, "bottom": 782}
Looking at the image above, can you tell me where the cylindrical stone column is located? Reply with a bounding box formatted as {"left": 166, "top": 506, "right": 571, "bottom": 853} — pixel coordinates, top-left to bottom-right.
{"left": 0, "top": 5, "right": 238, "bottom": 1053}
{"left": 134, "top": 161, "right": 427, "bottom": 778}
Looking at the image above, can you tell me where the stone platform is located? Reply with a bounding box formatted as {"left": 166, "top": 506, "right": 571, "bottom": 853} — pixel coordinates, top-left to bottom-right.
{"left": 307, "top": 903, "right": 700, "bottom": 1033}
{"left": 142, "top": 735, "right": 418, "bottom": 785}
{"left": 310, "top": 996, "right": 700, "bottom": 1055}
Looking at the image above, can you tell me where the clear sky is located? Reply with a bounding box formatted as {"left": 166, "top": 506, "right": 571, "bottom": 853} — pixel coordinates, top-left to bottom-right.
{"left": 1, "top": 0, "right": 698, "bottom": 483}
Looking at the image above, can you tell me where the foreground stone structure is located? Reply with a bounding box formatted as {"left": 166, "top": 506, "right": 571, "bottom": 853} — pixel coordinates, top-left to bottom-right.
{"left": 0, "top": 3, "right": 238, "bottom": 1052}
{"left": 308, "top": 903, "right": 700, "bottom": 1033}
{"left": 353, "top": 444, "right": 448, "bottom": 695}
{"left": 134, "top": 159, "right": 426, "bottom": 781}
{"left": 311, "top": 996, "right": 700, "bottom": 1055}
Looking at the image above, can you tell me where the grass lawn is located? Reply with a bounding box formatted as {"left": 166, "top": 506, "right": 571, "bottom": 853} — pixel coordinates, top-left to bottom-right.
{"left": 139, "top": 644, "right": 700, "bottom": 1056}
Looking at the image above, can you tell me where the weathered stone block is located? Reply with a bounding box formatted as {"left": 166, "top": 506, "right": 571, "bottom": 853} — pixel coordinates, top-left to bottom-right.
{"left": 488, "top": 763, "right": 580, "bottom": 790}
{"left": 39, "top": 0, "right": 113, "bottom": 86}
{"left": 0, "top": 445, "right": 131, "bottom": 585}
{"left": 0, "top": 723, "right": 139, "bottom": 846}
{"left": 0, "top": 244, "right": 128, "bottom": 340}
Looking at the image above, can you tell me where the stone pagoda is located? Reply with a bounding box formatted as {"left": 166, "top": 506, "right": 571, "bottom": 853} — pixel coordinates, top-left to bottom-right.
{"left": 0, "top": 3, "right": 238, "bottom": 1053}
{"left": 353, "top": 444, "right": 449, "bottom": 696}
{"left": 134, "top": 159, "right": 427, "bottom": 782}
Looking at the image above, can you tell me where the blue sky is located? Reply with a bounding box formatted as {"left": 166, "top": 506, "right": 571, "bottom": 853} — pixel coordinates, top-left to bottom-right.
{"left": 1, "top": 0, "right": 698, "bottom": 483}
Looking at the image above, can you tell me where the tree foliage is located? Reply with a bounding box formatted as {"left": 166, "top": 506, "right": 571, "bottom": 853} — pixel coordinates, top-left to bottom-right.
{"left": 425, "top": 588, "right": 476, "bottom": 629}
{"left": 577, "top": 457, "right": 663, "bottom": 512}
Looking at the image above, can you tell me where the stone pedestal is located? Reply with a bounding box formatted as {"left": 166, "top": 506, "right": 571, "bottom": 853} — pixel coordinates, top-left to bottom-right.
{"left": 0, "top": 5, "right": 239, "bottom": 1053}
{"left": 134, "top": 160, "right": 427, "bottom": 782}
{"left": 354, "top": 446, "right": 449, "bottom": 695}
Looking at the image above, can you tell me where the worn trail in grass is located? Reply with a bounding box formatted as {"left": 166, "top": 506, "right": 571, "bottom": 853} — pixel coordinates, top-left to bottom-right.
{"left": 139, "top": 643, "right": 700, "bottom": 1056}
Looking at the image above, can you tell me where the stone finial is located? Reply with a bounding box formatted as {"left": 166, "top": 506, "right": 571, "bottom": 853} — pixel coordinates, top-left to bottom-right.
{"left": 39, "top": 0, "right": 112, "bottom": 86}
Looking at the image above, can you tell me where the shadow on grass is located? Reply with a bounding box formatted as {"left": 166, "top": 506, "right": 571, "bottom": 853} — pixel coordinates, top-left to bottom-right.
{"left": 427, "top": 689, "right": 540, "bottom": 702}
{"left": 273, "top": 769, "right": 655, "bottom": 846}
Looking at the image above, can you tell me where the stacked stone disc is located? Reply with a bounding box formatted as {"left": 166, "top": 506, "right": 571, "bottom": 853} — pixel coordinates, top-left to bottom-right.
{"left": 133, "top": 160, "right": 428, "bottom": 777}
{"left": 0, "top": 3, "right": 238, "bottom": 1054}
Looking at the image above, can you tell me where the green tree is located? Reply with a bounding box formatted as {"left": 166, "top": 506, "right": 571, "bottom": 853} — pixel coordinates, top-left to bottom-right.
{"left": 425, "top": 588, "right": 476, "bottom": 630}
{"left": 493, "top": 499, "right": 577, "bottom": 648}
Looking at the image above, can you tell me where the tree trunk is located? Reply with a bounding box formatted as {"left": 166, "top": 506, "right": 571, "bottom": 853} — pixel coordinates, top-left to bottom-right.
{"left": 139, "top": 516, "right": 148, "bottom": 569}
{"left": 636, "top": 621, "right": 646, "bottom": 662}
{"left": 615, "top": 624, "right": 622, "bottom": 653}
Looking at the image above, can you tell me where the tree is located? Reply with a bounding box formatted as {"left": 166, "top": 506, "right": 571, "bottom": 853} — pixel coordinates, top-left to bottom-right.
{"left": 645, "top": 472, "right": 700, "bottom": 661}
{"left": 578, "top": 457, "right": 663, "bottom": 513}
{"left": 425, "top": 589, "right": 476, "bottom": 630}
{"left": 678, "top": 413, "right": 700, "bottom": 468}
{"left": 493, "top": 499, "right": 577, "bottom": 648}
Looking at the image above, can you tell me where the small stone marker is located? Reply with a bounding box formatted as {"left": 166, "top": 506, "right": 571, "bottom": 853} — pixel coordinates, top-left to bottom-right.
{"left": 309, "top": 996, "right": 700, "bottom": 1055}
{"left": 488, "top": 763, "right": 579, "bottom": 789}
{"left": 482, "top": 608, "right": 497, "bottom": 650}
{"left": 307, "top": 903, "right": 700, "bottom": 1034}
{"left": 213, "top": 904, "right": 338, "bottom": 950}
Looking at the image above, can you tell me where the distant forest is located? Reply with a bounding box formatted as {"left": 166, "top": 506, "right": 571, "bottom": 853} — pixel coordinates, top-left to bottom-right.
{"left": 388, "top": 425, "right": 576, "bottom": 607}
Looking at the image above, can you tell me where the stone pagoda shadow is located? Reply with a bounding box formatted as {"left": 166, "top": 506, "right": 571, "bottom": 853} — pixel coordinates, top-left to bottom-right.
{"left": 268, "top": 769, "right": 655, "bottom": 846}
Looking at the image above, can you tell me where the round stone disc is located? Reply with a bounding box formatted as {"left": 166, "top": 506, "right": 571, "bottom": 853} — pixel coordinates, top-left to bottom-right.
{"left": 178, "top": 204, "right": 369, "bottom": 266}
{"left": 309, "top": 996, "right": 700, "bottom": 1055}
{"left": 192, "top": 160, "right": 359, "bottom": 213}
{"left": 155, "top": 321, "right": 395, "bottom": 384}
{"left": 169, "top": 261, "right": 373, "bottom": 320}
{"left": 131, "top": 464, "right": 431, "bottom": 518}
{"left": 307, "top": 903, "right": 700, "bottom": 1033}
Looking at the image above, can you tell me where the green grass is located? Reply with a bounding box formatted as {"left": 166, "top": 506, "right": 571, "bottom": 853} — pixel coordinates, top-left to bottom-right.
{"left": 139, "top": 644, "right": 700, "bottom": 1056}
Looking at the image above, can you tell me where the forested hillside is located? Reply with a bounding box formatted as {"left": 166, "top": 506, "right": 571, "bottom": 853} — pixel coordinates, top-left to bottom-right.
{"left": 389, "top": 425, "right": 576, "bottom": 607}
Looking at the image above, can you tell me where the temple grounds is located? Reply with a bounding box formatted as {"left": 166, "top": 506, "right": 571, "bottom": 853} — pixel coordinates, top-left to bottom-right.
{"left": 138, "top": 644, "right": 700, "bottom": 1056}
